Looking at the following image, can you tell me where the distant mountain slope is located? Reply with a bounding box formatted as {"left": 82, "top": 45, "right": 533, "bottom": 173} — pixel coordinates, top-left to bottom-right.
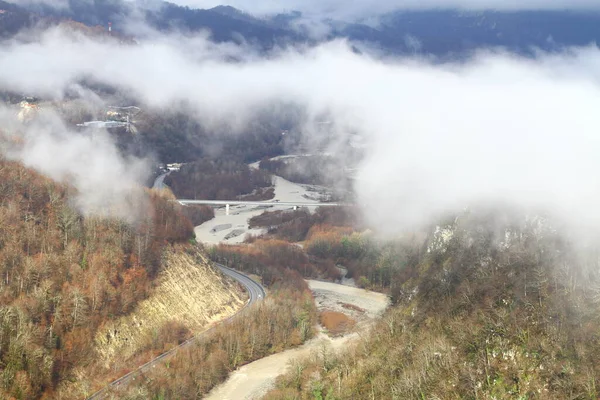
{"left": 0, "top": 0, "right": 39, "bottom": 38}
{"left": 142, "top": 3, "right": 299, "bottom": 46}
{"left": 372, "top": 10, "right": 600, "bottom": 55}
{"left": 12, "top": 0, "right": 300, "bottom": 47}
{"left": 10, "top": 1, "right": 600, "bottom": 55}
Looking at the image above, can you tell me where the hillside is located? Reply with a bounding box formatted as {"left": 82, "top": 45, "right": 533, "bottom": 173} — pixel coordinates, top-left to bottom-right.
{"left": 266, "top": 209, "right": 600, "bottom": 399}
{"left": 0, "top": 158, "right": 242, "bottom": 399}
{"left": 0, "top": 0, "right": 38, "bottom": 38}
{"left": 10, "top": 1, "right": 600, "bottom": 57}
{"left": 67, "top": 245, "right": 246, "bottom": 398}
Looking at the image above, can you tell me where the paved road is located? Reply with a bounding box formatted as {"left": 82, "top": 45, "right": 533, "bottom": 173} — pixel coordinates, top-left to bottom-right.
{"left": 152, "top": 171, "right": 170, "bottom": 190}
{"left": 87, "top": 263, "right": 265, "bottom": 400}
{"left": 218, "top": 263, "right": 266, "bottom": 303}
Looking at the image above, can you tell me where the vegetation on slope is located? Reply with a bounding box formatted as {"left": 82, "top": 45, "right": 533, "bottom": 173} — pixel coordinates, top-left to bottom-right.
{"left": 165, "top": 158, "right": 273, "bottom": 200}
{"left": 117, "top": 247, "right": 318, "bottom": 399}
{"left": 248, "top": 207, "right": 360, "bottom": 243}
{"left": 134, "top": 111, "right": 287, "bottom": 164}
{"left": 0, "top": 158, "right": 196, "bottom": 399}
{"left": 94, "top": 246, "right": 245, "bottom": 368}
{"left": 209, "top": 239, "right": 341, "bottom": 282}
{"left": 259, "top": 155, "right": 350, "bottom": 188}
{"left": 179, "top": 204, "right": 215, "bottom": 226}
{"left": 266, "top": 209, "right": 600, "bottom": 399}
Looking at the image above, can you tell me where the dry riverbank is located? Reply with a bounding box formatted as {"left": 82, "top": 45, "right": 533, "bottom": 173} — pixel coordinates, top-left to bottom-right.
{"left": 205, "top": 280, "right": 389, "bottom": 400}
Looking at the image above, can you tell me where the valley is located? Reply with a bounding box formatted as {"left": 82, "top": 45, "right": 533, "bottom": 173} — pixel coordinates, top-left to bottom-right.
{"left": 2, "top": 1, "right": 600, "bottom": 399}
{"left": 205, "top": 280, "right": 389, "bottom": 400}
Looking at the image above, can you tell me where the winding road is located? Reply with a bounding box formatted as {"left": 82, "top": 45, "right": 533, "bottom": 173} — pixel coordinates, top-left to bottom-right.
{"left": 87, "top": 263, "right": 265, "bottom": 400}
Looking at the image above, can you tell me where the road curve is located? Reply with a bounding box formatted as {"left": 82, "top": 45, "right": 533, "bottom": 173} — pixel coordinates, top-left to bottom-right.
{"left": 152, "top": 171, "right": 170, "bottom": 190}
{"left": 87, "top": 263, "right": 265, "bottom": 400}
{"left": 218, "top": 263, "right": 266, "bottom": 304}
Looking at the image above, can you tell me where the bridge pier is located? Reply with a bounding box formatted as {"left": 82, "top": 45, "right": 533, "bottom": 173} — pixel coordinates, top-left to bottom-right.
{"left": 226, "top": 204, "right": 230, "bottom": 216}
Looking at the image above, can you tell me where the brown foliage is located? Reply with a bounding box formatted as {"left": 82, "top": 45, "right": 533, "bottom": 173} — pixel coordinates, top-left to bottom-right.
{"left": 0, "top": 159, "right": 194, "bottom": 399}
{"left": 181, "top": 204, "right": 215, "bottom": 226}
{"left": 123, "top": 286, "right": 317, "bottom": 398}
{"left": 164, "top": 158, "right": 272, "bottom": 200}
{"left": 209, "top": 239, "right": 340, "bottom": 282}
{"left": 319, "top": 311, "right": 355, "bottom": 336}
{"left": 267, "top": 211, "right": 600, "bottom": 400}
{"left": 250, "top": 207, "right": 361, "bottom": 243}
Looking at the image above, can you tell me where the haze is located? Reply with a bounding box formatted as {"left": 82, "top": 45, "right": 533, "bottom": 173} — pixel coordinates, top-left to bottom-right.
{"left": 8, "top": 0, "right": 600, "bottom": 21}
{"left": 2, "top": 26, "right": 600, "bottom": 230}
{"left": 171, "top": 0, "right": 600, "bottom": 19}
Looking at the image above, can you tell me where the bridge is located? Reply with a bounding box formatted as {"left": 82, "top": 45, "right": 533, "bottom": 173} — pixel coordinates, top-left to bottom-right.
{"left": 177, "top": 199, "right": 349, "bottom": 215}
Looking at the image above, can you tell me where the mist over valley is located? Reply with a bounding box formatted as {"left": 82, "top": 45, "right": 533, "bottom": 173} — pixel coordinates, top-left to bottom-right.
{"left": 1, "top": 1, "right": 600, "bottom": 399}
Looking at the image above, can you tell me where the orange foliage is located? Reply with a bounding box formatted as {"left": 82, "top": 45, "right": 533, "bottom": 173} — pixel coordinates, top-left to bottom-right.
{"left": 210, "top": 238, "right": 341, "bottom": 282}
{"left": 319, "top": 311, "right": 356, "bottom": 336}
{"left": 0, "top": 159, "right": 195, "bottom": 399}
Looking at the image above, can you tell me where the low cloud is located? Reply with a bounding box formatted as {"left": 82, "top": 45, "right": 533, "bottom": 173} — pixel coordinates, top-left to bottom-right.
{"left": 2, "top": 27, "right": 600, "bottom": 232}
{"left": 0, "top": 106, "right": 149, "bottom": 221}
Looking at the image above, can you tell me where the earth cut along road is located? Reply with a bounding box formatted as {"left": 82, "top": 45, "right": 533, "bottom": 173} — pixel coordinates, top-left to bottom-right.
{"left": 86, "top": 264, "right": 265, "bottom": 400}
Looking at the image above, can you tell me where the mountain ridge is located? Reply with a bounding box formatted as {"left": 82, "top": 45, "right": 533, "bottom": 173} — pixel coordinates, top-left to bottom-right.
{"left": 5, "top": 1, "right": 600, "bottom": 56}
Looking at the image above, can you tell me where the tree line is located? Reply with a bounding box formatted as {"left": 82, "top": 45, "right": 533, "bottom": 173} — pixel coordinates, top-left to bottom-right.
{"left": 165, "top": 158, "right": 272, "bottom": 200}
{"left": 266, "top": 209, "right": 600, "bottom": 399}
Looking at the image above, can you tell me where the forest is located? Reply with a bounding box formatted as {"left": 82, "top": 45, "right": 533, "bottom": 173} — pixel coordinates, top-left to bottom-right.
{"left": 133, "top": 111, "right": 288, "bottom": 164}
{"left": 265, "top": 210, "right": 600, "bottom": 399}
{"left": 0, "top": 158, "right": 194, "bottom": 399}
{"left": 164, "top": 158, "right": 273, "bottom": 200}
{"left": 259, "top": 156, "right": 347, "bottom": 187}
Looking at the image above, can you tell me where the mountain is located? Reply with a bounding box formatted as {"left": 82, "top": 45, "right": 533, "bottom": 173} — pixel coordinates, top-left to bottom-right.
{"left": 373, "top": 10, "right": 600, "bottom": 55}
{"left": 8, "top": 1, "right": 600, "bottom": 56}
{"left": 8, "top": 0, "right": 301, "bottom": 48}
{"left": 0, "top": 0, "right": 40, "bottom": 38}
{"left": 265, "top": 210, "right": 600, "bottom": 399}
{"left": 141, "top": 2, "right": 299, "bottom": 46}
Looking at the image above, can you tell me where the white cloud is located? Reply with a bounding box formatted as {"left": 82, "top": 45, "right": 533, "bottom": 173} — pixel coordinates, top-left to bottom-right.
{"left": 3, "top": 28, "right": 600, "bottom": 232}
{"left": 6, "top": 0, "right": 600, "bottom": 22}
{"left": 0, "top": 103, "right": 149, "bottom": 221}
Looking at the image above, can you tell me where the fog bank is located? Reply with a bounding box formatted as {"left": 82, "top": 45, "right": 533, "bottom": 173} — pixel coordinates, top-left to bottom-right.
{"left": 0, "top": 107, "right": 149, "bottom": 221}
{"left": 2, "top": 28, "right": 600, "bottom": 230}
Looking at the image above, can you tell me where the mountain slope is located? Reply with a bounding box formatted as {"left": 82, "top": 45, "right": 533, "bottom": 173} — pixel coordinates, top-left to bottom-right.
{"left": 0, "top": 0, "right": 39, "bottom": 38}
{"left": 0, "top": 157, "right": 243, "bottom": 399}
{"left": 266, "top": 210, "right": 600, "bottom": 399}
{"left": 12, "top": 1, "right": 600, "bottom": 56}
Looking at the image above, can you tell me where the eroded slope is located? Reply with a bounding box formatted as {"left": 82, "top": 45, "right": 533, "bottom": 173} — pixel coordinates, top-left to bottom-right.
{"left": 95, "top": 245, "right": 246, "bottom": 365}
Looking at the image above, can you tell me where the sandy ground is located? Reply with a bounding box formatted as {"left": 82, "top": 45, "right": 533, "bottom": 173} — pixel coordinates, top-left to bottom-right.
{"left": 205, "top": 281, "right": 389, "bottom": 400}
{"left": 308, "top": 280, "right": 388, "bottom": 322}
{"left": 194, "top": 175, "right": 326, "bottom": 245}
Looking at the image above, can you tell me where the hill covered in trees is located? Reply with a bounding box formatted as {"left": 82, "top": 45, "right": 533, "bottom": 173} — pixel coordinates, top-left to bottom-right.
{"left": 0, "top": 157, "right": 220, "bottom": 398}
{"left": 165, "top": 158, "right": 273, "bottom": 200}
{"left": 10, "top": 0, "right": 600, "bottom": 57}
{"left": 265, "top": 209, "right": 600, "bottom": 399}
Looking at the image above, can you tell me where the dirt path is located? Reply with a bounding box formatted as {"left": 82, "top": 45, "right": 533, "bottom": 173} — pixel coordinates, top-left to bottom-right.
{"left": 205, "top": 280, "right": 389, "bottom": 400}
